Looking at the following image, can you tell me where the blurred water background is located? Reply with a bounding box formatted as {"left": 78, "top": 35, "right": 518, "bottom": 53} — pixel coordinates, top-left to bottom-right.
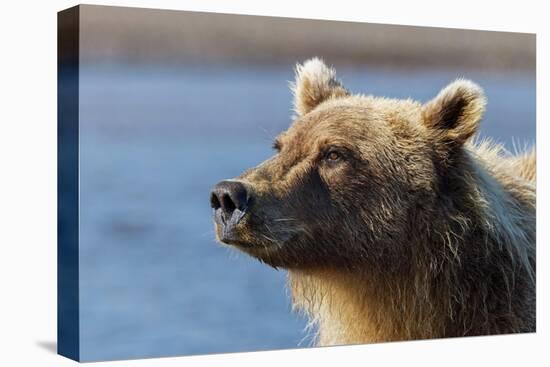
{"left": 74, "top": 5, "right": 535, "bottom": 361}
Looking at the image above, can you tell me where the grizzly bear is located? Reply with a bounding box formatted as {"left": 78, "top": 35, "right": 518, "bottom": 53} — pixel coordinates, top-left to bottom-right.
{"left": 210, "top": 58, "right": 536, "bottom": 346}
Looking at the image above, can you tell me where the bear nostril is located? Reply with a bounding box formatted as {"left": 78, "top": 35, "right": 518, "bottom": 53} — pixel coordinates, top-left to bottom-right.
{"left": 210, "top": 192, "right": 221, "bottom": 210}
{"left": 222, "top": 193, "right": 236, "bottom": 213}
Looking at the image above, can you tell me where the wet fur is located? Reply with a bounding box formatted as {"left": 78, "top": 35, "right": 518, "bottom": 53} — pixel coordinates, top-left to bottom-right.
{"left": 289, "top": 140, "right": 535, "bottom": 345}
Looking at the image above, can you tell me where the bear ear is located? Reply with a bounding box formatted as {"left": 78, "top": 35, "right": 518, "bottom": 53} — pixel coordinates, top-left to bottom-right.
{"left": 291, "top": 57, "right": 349, "bottom": 117}
{"left": 421, "top": 79, "right": 486, "bottom": 146}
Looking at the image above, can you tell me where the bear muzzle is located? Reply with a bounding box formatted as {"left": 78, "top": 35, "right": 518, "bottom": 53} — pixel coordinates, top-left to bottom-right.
{"left": 210, "top": 180, "right": 251, "bottom": 244}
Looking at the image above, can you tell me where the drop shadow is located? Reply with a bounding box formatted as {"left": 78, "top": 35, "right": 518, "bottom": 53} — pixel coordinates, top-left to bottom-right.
{"left": 36, "top": 340, "right": 57, "bottom": 354}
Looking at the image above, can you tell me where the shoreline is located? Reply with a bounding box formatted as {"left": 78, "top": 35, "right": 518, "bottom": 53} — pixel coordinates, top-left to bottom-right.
{"left": 75, "top": 5, "right": 535, "bottom": 73}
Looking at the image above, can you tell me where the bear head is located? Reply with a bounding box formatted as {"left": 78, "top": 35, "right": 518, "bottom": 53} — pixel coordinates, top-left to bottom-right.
{"left": 210, "top": 58, "right": 486, "bottom": 271}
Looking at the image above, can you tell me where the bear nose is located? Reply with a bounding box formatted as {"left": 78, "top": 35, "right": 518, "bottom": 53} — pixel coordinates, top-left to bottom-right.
{"left": 210, "top": 180, "right": 250, "bottom": 223}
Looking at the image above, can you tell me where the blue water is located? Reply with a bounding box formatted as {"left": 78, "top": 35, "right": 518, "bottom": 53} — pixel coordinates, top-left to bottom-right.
{"left": 77, "top": 64, "right": 535, "bottom": 361}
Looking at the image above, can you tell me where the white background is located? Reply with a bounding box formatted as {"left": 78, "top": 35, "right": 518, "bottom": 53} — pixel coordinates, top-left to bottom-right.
{"left": 0, "top": 0, "right": 548, "bottom": 365}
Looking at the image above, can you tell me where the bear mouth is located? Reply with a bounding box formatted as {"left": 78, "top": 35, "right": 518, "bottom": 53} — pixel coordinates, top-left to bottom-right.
{"left": 218, "top": 235, "right": 254, "bottom": 249}
{"left": 217, "top": 228, "right": 278, "bottom": 250}
{"left": 214, "top": 220, "right": 285, "bottom": 253}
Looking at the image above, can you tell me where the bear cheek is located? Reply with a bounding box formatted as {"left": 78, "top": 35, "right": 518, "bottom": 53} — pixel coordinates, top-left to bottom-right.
{"left": 318, "top": 161, "right": 352, "bottom": 189}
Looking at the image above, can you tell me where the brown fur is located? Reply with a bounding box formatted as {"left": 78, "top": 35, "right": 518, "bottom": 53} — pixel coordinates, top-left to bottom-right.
{"left": 213, "top": 58, "right": 536, "bottom": 345}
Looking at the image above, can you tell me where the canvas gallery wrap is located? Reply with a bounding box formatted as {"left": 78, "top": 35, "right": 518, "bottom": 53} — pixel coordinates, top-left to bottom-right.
{"left": 57, "top": 4, "right": 536, "bottom": 362}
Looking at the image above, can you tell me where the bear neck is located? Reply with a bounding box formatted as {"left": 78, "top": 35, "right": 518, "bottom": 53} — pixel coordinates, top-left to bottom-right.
{"left": 287, "top": 147, "right": 535, "bottom": 346}
{"left": 287, "top": 267, "right": 439, "bottom": 345}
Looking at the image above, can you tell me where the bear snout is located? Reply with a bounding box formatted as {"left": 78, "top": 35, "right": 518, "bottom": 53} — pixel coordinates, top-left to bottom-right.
{"left": 210, "top": 180, "right": 250, "bottom": 241}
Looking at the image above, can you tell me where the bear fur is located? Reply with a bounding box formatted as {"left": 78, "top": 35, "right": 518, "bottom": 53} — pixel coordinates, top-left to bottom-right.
{"left": 213, "top": 58, "right": 536, "bottom": 345}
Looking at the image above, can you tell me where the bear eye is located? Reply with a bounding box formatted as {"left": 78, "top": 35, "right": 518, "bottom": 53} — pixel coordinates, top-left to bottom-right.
{"left": 325, "top": 150, "right": 341, "bottom": 162}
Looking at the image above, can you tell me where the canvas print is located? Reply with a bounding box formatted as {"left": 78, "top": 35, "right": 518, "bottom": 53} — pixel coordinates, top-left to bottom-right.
{"left": 58, "top": 5, "right": 536, "bottom": 362}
